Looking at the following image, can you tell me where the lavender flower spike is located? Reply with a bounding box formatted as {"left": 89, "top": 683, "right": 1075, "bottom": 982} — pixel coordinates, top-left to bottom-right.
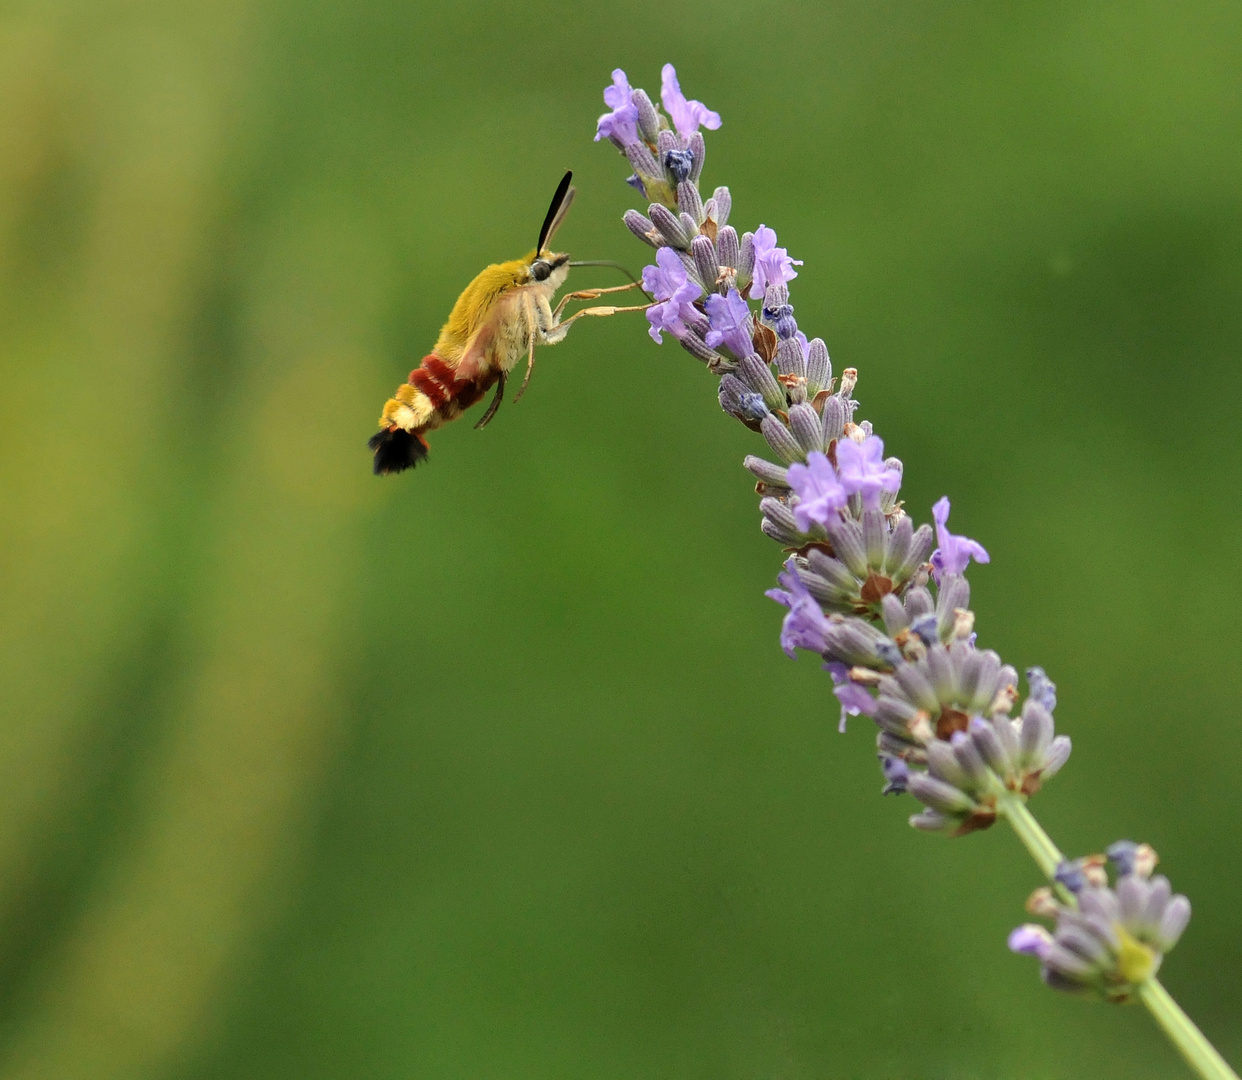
{"left": 1009, "top": 852, "right": 1193, "bottom": 1003}
{"left": 595, "top": 65, "right": 1238, "bottom": 1080}
{"left": 835, "top": 435, "right": 902, "bottom": 509}
{"left": 748, "top": 225, "right": 803, "bottom": 300}
{"left": 642, "top": 247, "right": 703, "bottom": 343}
{"left": 787, "top": 451, "right": 848, "bottom": 531}
{"left": 595, "top": 69, "right": 639, "bottom": 148}
{"left": 704, "top": 288, "right": 755, "bottom": 359}
{"left": 930, "top": 497, "right": 990, "bottom": 581}
{"left": 660, "top": 63, "right": 722, "bottom": 141}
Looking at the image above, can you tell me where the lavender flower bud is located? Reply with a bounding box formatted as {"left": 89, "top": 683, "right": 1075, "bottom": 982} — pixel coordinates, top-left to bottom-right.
{"left": 760, "top": 496, "right": 802, "bottom": 540}
{"left": 761, "top": 517, "right": 802, "bottom": 547}
{"left": 691, "top": 235, "right": 719, "bottom": 294}
{"left": 950, "top": 730, "right": 993, "bottom": 790}
{"left": 873, "top": 694, "right": 925, "bottom": 739}
{"left": 633, "top": 88, "right": 660, "bottom": 143}
{"left": 679, "top": 211, "right": 700, "bottom": 239}
{"left": 924, "top": 643, "right": 957, "bottom": 702}
{"left": 774, "top": 336, "right": 806, "bottom": 377}
{"left": 788, "top": 403, "right": 823, "bottom": 456}
{"left": 656, "top": 128, "right": 680, "bottom": 159}
{"left": 823, "top": 617, "right": 899, "bottom": 670}
{"left": 738, "top": 231, "right": 755, "bottom": 291}
{"left": 744, "top": 455, "right": 790, "bottom": 489}
{"left": 760, "top": 415, "right": 804, "bottom": 465}
{"left": 648, "top": 202, "right": 689, "bottom": 248}
{"left": 679, "top": 332, "right": 726, "bottom": 367}
{"left": 969, "top": 716, "right": 1013, "bottom": 780}
{"left": 823, "top": 515, "right": 869, "bottom": 579}
{"left": 716, "top": 225, "right": 740, "bottom": 269}
{"left": 663, "top": 148, "right": 693, "bottom": 184}
{"left": 712, "top": 186, "right": 732, "bottom": 229}
{"left": 799, "top": 341, "right": 828, "bottom": 400}
{"left": 763, "top": 281, "right": 790, "bottom": 310}
{"left": 688, "top": 131, "right": 706, "bottom": 184}
{"left": 1041, "top": 735, "right": 1072, "bottom": 779}
{"left": 907, "top": 773, "right": 975, "bottom": 816}
{"left": 805, "top": 549, "right": 858, "bottom": 588}
{"left": 798, "top": 565, "right": 856, "bottom": 608}
{"left": 892, "top": 526, "right": 932, "bottom": 588}
{"left": 623, "top": 208, "right": 662, "bottom": 248}
{"left": 626, "top": 141, "right": 662, "bottom": 185}
{"left": 904, "top": 587, "right": 934, "bottom": 621}
{"left": 935, "top": 575, "right": 970, "bottom": 642}
{"left": 880, "top": 593, "right": 910, "bottom": 636}
{"left": 894, "top": 662, "right": 940, "bottom": 715}
{"left": 820, "top": 399, "right": 846, "bottom": 447}
{"left": 719, "top": 375, "right": 768, "bottom": 423}
{"left": 1018, "top": 700, "right": 1054, "bottom": 769}
{"left": 677, "top": 182, "right": 704, "bottom": 225}
{"left": 881, "top": 458, "right": 904, "bottom": 513}
{"left": 909, "top": 809, "right": 950, "bottom": 833}
{"left": 773, "top": 338, "right": 807, "bottom": 404}
{"left": 926, "top": 740, "right": 968, "bottom": 790}
{"left": 739, "top": 355, "right": 786, "bottom": 411}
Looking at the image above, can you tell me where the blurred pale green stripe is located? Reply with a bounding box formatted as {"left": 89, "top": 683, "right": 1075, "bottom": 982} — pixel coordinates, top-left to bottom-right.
{"left": 0, "top": 0, "right": 253, "bottom": 935}
{"left": 0, "top": 1, "right": 379, "bottom": 1074}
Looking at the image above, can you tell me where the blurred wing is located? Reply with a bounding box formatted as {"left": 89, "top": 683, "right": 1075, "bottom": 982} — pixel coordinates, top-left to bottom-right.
{"left": 454, "top": 289, "right": 531, "bottom": 383}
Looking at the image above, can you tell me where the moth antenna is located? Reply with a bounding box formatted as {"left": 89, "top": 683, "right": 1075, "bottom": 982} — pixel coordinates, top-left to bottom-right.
{"left": 537, "top": 170, "right": 574, "bottom": 256}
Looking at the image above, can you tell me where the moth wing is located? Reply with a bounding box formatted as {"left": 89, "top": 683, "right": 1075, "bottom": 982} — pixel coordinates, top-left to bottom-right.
{"left": 454, "top": 289, "right": 532, "bottom": 383}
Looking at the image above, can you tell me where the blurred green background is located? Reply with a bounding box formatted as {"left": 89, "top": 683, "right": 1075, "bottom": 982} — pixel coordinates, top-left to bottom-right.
{"left": 1, "top": 1, "right": 1239, "bottom": 1077}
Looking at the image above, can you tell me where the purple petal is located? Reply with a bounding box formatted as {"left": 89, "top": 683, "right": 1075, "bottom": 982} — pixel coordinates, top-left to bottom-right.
{"left": 595, "top": 69, "right": 639, "bottom": 147}
{"left": 930, "top": 497, "right": 990, "bottom": 580}
{"left": 660, "top": 63, "right": 722, "bottom": 141}
{"left": 1008, "top": 924, "right": 1054, "bottom": 960}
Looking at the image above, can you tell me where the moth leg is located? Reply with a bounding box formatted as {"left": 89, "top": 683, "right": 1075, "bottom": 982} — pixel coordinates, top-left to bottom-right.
{"left": 474, "top": 371, "right": 506, "bottom": 429}
{"left": 552, "top": 302, "right": 652, "bottom": 335}
{"left": 515, "top": 334, "right": 536, "bottom": 403}
{"left": 552, "top": 281, "right": 643, "bottom": 322}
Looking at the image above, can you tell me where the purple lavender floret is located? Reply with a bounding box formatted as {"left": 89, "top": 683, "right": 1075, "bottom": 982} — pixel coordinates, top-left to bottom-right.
{"left": 767, "top": 559, "right": 832, "bottom": 658}
{"left": 786, "top": 451, "right": 848, "bottom": 531}
{"left": 595, "top": 69, "right": 639, "bottom": 148}
{"left": 835, "top": 435, "right": 902, "bottom": 509}
{"left": 660, "top": 63, "right": 721, "bottom": 141}
{"left": 748, "top": 225, "right": 803, "bottom": 299}
{"left": 930, "top": 497, "right": 990, "bottom": 581}
{"left": 826, "top": 661, "right": 878, "bottom": 733}
{"left": 704, "top": 288, "right": 755, "bottom": 358}
{"left": 642, "top": 247, "right": 703, "bottom": 344}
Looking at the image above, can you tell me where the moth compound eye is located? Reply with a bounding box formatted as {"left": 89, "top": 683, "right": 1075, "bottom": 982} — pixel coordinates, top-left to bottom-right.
{"left": 531, "top": 260, "right": 551, "bottom": 281}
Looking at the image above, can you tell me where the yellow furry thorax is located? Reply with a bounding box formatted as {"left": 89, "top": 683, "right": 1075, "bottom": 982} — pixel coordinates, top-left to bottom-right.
{"left": 433, "top": 249, "right": 546, "bottom": 361}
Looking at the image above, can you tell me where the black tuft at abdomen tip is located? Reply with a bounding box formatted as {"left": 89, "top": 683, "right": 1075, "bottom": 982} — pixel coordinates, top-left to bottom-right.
{"left": 368, "top": 427, "right": 429, "bottom": 475}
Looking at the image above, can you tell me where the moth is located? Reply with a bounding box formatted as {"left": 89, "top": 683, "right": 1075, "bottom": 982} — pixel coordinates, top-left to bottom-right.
{"left": 369, "top": 171, "right": 645, "bottom": 474}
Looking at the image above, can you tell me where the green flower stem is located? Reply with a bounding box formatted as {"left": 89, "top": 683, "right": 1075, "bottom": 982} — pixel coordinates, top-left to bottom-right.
{"left": 995, "top": 789, "right": 1064, "bottom": 881}
{"left": 995, "top": 790, "right": 1239, "bottom": 1080}
{"left": 1138, "top": 976, "right": 1240, "bottom": 1080}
